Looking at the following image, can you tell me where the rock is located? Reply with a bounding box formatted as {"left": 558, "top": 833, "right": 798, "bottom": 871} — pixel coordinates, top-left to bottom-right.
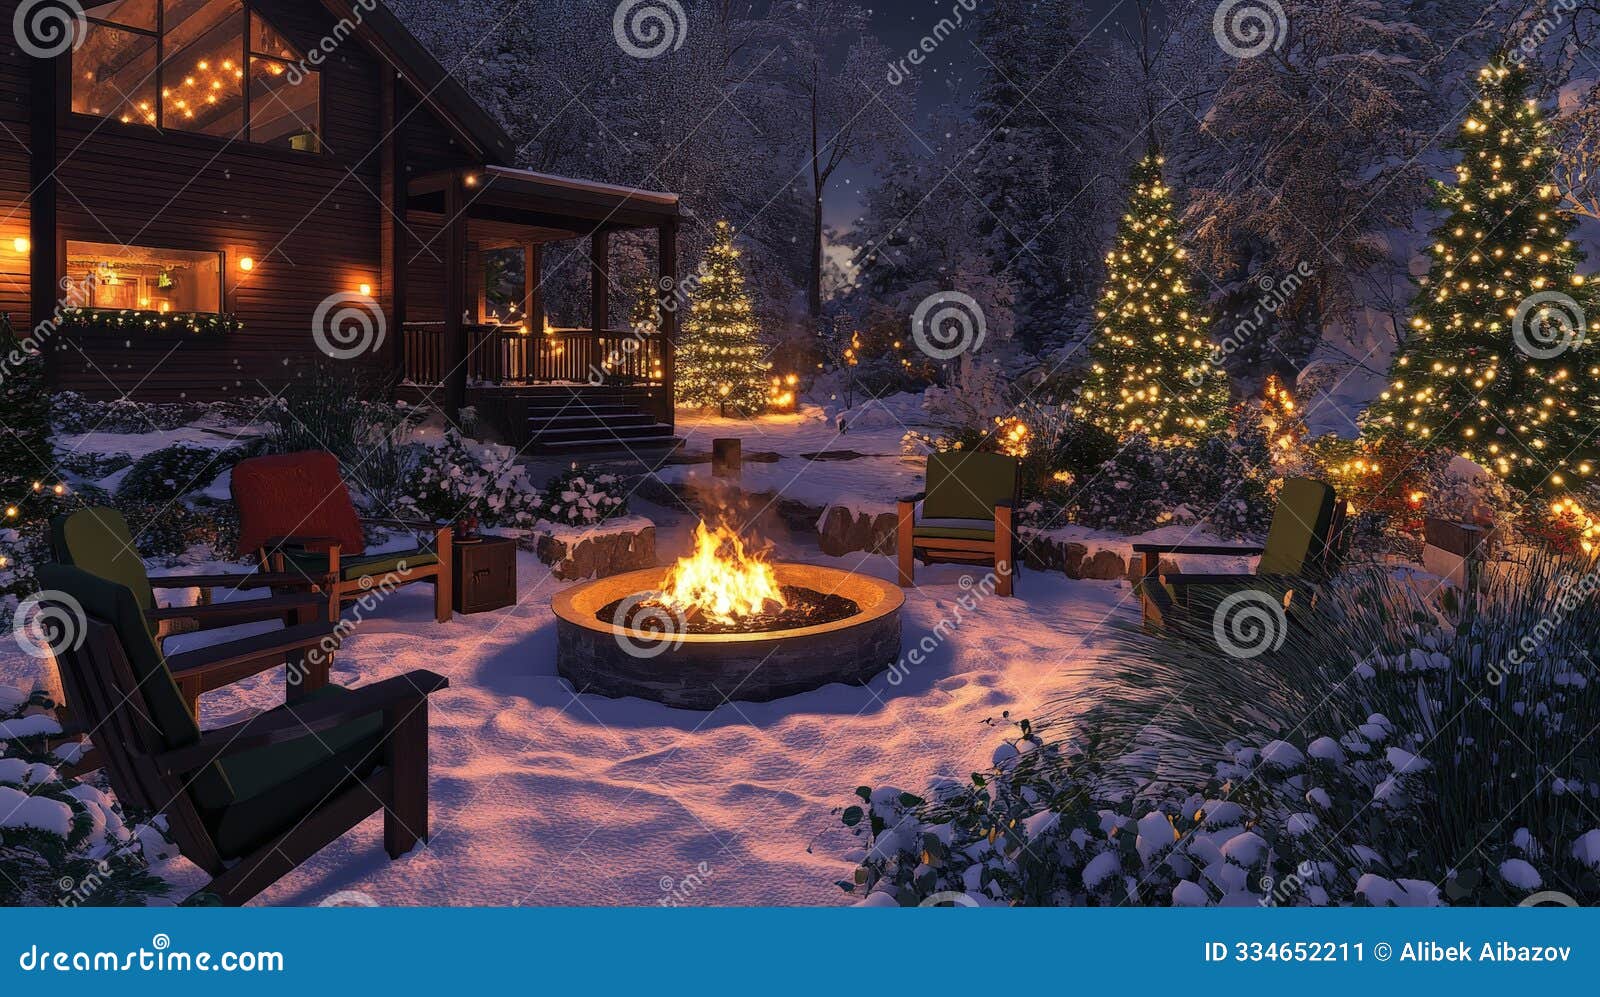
{"left": 1063, "top": 542, "right": 1088, "bottom": 578}
{"left": 818, "top": 505, "right": 898, "bottom": 557}
{"left": 531, "top": 523, "right": 656, "bottom": 581}
{"left": 1082, "top": 549, "right": 1127, "bottom": 580}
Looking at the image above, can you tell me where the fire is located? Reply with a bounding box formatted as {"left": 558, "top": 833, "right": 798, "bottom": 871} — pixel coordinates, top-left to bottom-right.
{"left": 656, "top": 522, "right": 787, "bottom": 624}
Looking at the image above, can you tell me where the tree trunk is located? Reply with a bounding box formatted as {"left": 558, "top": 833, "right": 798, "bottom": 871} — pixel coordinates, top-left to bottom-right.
{"left": 808, "top": 82, "right": 824, "bottom": 320}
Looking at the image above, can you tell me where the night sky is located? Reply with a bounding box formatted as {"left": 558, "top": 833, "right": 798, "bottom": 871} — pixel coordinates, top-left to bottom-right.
{"left": 828, "top": 0, "right": 1139, "bottom": 229}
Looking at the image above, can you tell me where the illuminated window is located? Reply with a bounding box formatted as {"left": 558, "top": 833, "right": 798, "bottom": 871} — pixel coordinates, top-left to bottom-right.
{"left": 65, "top": 241, "right": 223, "bottom": 315}
{"left": 71, "top": 1, "right": 320, "bottom": 150}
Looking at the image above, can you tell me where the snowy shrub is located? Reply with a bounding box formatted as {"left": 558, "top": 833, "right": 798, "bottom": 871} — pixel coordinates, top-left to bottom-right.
{"left": 114, "top": 443, "right": 248, "bottom": 507}
{"left": 536, "top": 464, "right": 629, "bottom": 527}
{"left": 52, "top": 391, "right": 259, "bottom": 435}
{"left": 840, "top": 548, "right": 1600, "bottom": 906}
{"left": 1, "top": 688, "right": 174, "bottom": 906}
{"left": 400, "top": 429, "right": 542, "bottom": 529}
{"left": 1065, "top": 434, "right": 1173, "bottom": 534}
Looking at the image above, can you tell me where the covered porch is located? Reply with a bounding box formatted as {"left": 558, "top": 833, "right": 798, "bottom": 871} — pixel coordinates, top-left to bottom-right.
{"left": 397, "top": 166, "right": 682, "bottom": 433}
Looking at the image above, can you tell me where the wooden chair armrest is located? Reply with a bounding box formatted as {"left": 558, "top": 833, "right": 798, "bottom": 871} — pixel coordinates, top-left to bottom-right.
{"left": 153, "top": 670, "right": 450, "bottom": 775}
{"left": 1130, "top": 542, "right": 1265, "bottom": 557}
{"left": 897, "top": 492, "right": 926, "bottom": 504}
{"left": 163, "top": 621, "right": 340, "bottom": 683}
{"left": 260, "top": 535, "right": 342, "bottom": 551}
{"left": 146, "top": 592, "right": 326, "bottom": 630}
{"left": 149, "top": 571, "right": 327, "bottom": 591}
{"left": 1160, "top": 572, "right": 1297, "bottom": 589}
{"left": 363, "top": 516, "right": 445, "bottom": 532}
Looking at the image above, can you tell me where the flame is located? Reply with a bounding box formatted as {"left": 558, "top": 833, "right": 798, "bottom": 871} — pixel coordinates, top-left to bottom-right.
{"left": 656, "top": 522, "right": 787, "bottom": 624}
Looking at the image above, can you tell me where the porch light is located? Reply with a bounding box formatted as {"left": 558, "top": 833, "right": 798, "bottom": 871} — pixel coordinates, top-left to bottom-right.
{"left": 359, "top": 283, "right": 373, "bottom": 297}
{"left": 464, "top": 174, "right": 479, "bottom": 188}
{"left": 12, "top": 237, "right": 28, "bottom": 253}
{"left": 239, "top": 256, "right": 255, "bottom": 272}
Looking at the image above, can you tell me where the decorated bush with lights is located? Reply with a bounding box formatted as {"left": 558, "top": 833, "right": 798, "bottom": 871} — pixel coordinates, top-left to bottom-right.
{"left": 1369, "top": 61, "right": 1598, "bottom": 501}
{"left": 677, "top": 221, "right": 771, "bottom": 416}
{"left": 0, "top": 315, "right": 74, "bottom": 609}
{"left": 1077, "top": 153, "right": 1230, "bottom": 441}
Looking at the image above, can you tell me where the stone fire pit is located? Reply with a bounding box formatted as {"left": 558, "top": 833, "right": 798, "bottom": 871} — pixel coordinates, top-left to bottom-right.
{"left": 552, "top": 564, "right": 903, "bottom": 709}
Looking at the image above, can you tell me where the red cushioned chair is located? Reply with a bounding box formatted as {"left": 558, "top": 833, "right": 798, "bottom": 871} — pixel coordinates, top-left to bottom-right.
{"left": 232, "top": 451, "right": 453, "bottom": 624}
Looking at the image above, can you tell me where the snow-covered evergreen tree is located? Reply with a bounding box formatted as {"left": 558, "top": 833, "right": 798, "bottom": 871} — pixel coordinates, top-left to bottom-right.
{"left": 1369, "top": 61, "right": 1598, "bottom": 497}
{"left": 1078, "top": 153, "right": 1229, "bottom": 440}
{"left": 678, "top": 222, "right": 770, "bottom": 416}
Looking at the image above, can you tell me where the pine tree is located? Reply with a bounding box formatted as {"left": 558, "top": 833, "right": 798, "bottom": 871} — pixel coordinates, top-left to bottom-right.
{"left": 0, "top": 314, "right": 61, "bottom": 525}
{"left": 677, "top": 221, "right": 770, "bottom": 417}
{"left": 1077, "top": 153, "right": 1230, "bottom": 440}
{"left": 1369, "top": 61, "right": 1599, "bottom": 497}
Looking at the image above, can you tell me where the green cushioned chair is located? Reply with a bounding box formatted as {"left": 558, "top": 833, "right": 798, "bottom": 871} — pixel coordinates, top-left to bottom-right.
{"left": 1132, "top": 477, "right": 1348, "bottom": 629}
{"left": 897, "top": 450, "right": 1020, "bottom": 597}
{"left": 33, "top": 563, "right": 448, "bottom": 905}
{"left": 282, "top": 547, "right": 440, "bottom": 583}
{"left": 48, "top": 507, "right": 338, "bottom": 720}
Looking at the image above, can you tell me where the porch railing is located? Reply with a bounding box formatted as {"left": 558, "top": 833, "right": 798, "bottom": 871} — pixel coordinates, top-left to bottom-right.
{"left": 401, "top": 323, "right": 665, "bottom": 387}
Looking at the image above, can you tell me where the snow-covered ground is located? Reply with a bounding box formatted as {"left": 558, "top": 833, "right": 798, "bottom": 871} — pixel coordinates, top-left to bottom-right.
{"left": 2, "top": 402, "right": 1182, "bottom": 906}
{"left": 1, "top": 504, "right": 1139, "bottom": 906}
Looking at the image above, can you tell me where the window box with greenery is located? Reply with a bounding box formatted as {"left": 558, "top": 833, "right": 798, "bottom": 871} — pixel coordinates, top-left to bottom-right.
{"left": 59, "top": 308, "right": 243, "bottom": 339}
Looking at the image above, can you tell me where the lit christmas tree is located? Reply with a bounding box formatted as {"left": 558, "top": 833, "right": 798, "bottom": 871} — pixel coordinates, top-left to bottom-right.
{"left": 677, "top": 221, "right": 770, "bottom": 416}
{"left": 1369, "top": 61, "right": 1598, "bottom": 497}
{"left": 1077, "top": 152, "right": 1230, "bottom": 440}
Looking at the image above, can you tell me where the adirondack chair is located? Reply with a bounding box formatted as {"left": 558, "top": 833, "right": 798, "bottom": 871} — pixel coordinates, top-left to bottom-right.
{"left": 232, "top": 451, "right": 453, "bottom": 624}
{"left": 897, "top": 450, "right": 1020, "bottom": 597}
{"left": 48, "top": 506, "right": 337, "bottom": 720}
{"left": 35, "top": 564, "right": 447, "bottom": 906}
{"left": 1133, "top": 476, "right": 1348, "bottom": 627}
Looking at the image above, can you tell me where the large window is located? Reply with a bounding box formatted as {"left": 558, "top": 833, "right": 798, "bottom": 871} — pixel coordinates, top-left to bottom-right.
{"left": 66, "top": 241, "right": 223, "bottom": 314}
{"left": 72, "top": 1, "right": 321, "bottom": 151}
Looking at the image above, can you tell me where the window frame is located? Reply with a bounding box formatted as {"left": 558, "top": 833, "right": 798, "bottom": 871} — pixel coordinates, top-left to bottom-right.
{"left": 64, "top": 238, "right": 229, "bottom": 318}
{"left": 72, "top": 1, "right": 325, "bottom": 156}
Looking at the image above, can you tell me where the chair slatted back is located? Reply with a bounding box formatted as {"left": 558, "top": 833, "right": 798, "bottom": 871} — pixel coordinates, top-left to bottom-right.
{"left": 923, "top": 450, "right": 1021, "bottom": 521}
{"left": 1258, "top": 477, "right": 1337, "bottom": 577}
{"left": 46, "top": 614, "right": 223, "bottom": 873}
{"left": 49, "top": 508, "right": 157, "bottom": 617}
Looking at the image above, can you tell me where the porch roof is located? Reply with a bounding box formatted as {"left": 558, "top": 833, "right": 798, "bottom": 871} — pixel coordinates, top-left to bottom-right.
{"left": 407, "top": 166, "right": 682, "bottom": 245}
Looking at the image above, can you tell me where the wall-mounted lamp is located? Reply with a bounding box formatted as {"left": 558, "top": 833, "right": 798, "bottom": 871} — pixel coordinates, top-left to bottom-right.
{"left": 12, "top": 237, "right": 29, "bottom": 254}
{"left": 359, "top": 283, "right": 373, "bottom": 297}
{"left": 238, "top": 256, "right": 255, "bottom": 272}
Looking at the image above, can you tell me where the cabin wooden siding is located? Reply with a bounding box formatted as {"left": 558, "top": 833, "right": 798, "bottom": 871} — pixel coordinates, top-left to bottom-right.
{"left": 0, "top": 0, "right": 477, "bottom": 400}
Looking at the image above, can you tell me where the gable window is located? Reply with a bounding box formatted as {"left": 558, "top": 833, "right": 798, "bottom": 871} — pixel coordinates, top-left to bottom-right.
{"left": 66, "top": 241, "right": 223, "bottom": 314}
{"left": 72, "top": 1, "right": 321, "bottom": 152}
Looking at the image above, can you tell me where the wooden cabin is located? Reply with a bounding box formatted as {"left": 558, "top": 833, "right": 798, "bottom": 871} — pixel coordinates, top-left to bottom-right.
{"left": 0, "top": 0, "right": 681, "bottom": 452}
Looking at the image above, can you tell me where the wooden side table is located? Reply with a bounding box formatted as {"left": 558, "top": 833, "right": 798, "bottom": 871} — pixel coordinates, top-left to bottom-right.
{"left": 452, "top": 536, "right": 518, "bottom": 614}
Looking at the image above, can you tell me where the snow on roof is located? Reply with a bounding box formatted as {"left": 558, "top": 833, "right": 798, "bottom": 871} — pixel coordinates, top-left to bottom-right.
{"left": 483, "top": 166, "right": 679, "bottom": 206}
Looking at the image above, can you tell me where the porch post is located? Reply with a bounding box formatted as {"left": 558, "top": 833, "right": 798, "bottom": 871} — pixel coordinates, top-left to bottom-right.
{"left": 29, "top": 52, "right": 61, "bottom": 386}
{"left": 442, "top": 169, "right": 469, "bottom": 419}
{"left": 590, "top": 230, "right": 610, "bottom": 334}
{"left": 523, "top": 241, "right": 543, "bottom": 332}
{"left": 381, "top": 71, "right": 408, "bottom": 384}
{"left": 467, "top": 245, "right": 485, "bottom": 322}
{"left": 657, "top": 218, "right": 678, "bottom": 430}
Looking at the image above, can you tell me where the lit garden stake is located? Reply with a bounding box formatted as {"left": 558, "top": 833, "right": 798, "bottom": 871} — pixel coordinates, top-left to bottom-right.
{"left": 1371, "top": 61, "right": 1598, "bottom": 498}
{"left": 1078, "top": 152, "right": 1230, "bottom": 441}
